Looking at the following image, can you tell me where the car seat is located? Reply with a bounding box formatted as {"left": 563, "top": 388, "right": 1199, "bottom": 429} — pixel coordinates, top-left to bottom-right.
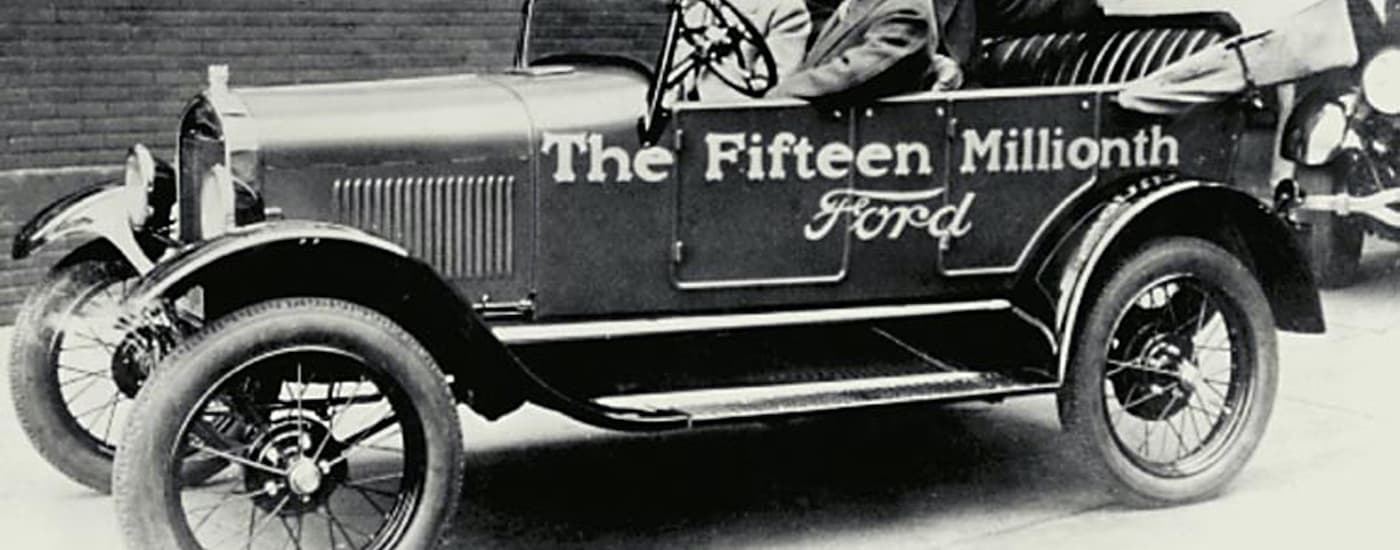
{"left": 975, "top": 12, "right": 1240, "bottom": 87}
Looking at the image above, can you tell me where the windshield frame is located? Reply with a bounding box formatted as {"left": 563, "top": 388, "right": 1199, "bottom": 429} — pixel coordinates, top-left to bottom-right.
{"left": 513, "top": 0, "right": 536, "bottom": 69}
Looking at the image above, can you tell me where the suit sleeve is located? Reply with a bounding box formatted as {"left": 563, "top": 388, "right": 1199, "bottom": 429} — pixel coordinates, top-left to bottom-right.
{"left": 768, "top": 0, "right": 814, "bottom": 80}
{"left": 770, "top": 6, "right": 934, "bottom": 99}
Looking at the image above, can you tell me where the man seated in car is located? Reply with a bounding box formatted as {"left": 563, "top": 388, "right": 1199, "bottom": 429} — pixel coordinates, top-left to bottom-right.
{"left": 769, "top": 0, "right": 969, "bottom": 101}
{"left": 769, "top": 0, "right": 1106, "bottom": 102}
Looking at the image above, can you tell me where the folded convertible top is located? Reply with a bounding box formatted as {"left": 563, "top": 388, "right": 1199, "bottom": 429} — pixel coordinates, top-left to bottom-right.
{"left": 1115, "top": 0, "right": 1359, "bottom": 114}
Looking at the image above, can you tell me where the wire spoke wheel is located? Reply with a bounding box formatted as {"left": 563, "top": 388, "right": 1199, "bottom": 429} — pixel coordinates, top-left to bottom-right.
{"left": 1061, "top": 237, "right": 1277, "bottom": 506}
{"left": 10, "top": 256, "right": 210, "bottom": 492}
{"left": 115, "top": 298, "right": 462, "bottom": 550}
{"left": 172, "top": 350, "right": 421, "bottom": 550}
{"left": 1102, "top": 277, "right": 1253, "bottom": 477}
{"left": 51, "top": 272, "right": 132, "bottom": 456}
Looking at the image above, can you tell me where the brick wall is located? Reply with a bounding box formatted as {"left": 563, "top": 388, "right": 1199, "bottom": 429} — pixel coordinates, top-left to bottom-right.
{"left": 0, "top": 0, "right": 667, "bottom": 324}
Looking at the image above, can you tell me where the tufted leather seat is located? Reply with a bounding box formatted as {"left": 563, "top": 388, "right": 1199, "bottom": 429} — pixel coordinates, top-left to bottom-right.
{"left": 976, "top": 25, "right": 1231, "bottom": 87}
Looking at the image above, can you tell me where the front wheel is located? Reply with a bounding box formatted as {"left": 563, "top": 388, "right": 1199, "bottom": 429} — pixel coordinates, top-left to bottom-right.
{"left": 114, "top": 298, "right": 464, "bottom": 550}
{"left": 1059, "top": 237, "right": 1277, "bottom": 506}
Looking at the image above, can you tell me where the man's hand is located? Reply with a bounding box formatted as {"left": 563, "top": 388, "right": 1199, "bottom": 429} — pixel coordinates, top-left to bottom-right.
{"left": 929, "top": 53, "right": 964, "bottom": 91}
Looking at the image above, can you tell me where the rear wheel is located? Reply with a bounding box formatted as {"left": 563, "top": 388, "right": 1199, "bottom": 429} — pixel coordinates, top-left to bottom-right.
{"left": 1060, "top": 237, "right": 1277, "bottom": 506}
{"left": 114, "top": 298, "right": 463, "bottom": 550}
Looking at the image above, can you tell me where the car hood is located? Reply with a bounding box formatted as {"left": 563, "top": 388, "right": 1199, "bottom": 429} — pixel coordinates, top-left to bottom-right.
{"left": 231, "top": 65, "right": 651, "bottom": 170}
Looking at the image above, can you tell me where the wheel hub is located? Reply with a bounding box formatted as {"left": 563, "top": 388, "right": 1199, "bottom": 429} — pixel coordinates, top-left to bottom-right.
{"left": 110, "top": 324, "right": 179, "bottom": 398}
{"left": 244, "top": 416, "right": 347, "bottom": 514}
{"left": 286, "top": 458, "right": 324, "bottom": 495}
{"left": 1113, "top": 333, "right": 1197, "bottom": 420}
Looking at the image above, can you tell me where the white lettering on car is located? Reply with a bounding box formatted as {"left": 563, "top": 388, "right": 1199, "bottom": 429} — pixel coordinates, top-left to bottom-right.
{"left": 708, "top": 135, "right": 933, "bottom": 182}
{"left": 959, "top": 125, "right": 1179, "bottom": 174}
{"left": 705, "top": 132, "right": 745, "bottom": 182}
{"left": 544, "top": 131, "right": 676, "bottom": 184}
{"left": 543, "top": 131, "right": 942, "bottom": 184}
{"left": 541, "top": 132, "right": 589, "bottom": 182}
{"left": 542, "top": 125, "right": 1180, "bottom": 183}
{"left": 803, "top": 188, "right": 976, "bottom": 247}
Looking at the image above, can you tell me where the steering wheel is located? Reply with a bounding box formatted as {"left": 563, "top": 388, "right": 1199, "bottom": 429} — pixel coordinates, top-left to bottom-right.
{"left": 641, "top": 0, "right": 779, "bottom": 145}
{"left": 668, "top": 0, "right": 780, "bottom": 98}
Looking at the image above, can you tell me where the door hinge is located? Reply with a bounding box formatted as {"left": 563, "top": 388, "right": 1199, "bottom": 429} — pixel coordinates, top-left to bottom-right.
{"left": 671, "top": 240, "right": 685, "bottom": 264}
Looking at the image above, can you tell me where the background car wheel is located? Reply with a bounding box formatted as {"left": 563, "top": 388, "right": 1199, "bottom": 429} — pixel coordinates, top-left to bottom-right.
{"left": 1298, "top": 165, "right": 1364, "bottom": 288}
{"left": 10, "top": 257, "right": 133, "bottom": 492}
{"left": 1059, "top": 237, "right": 1278, "bottom": 506}
{"left": 10, "top": 254, "right": 223, "bottom": 493}
{"left": 115, "top": 297, "right": 464, "bottom": 550}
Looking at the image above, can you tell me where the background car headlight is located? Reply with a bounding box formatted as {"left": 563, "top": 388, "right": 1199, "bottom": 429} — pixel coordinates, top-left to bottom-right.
{"left": 1362, "top": 48, "right": 1400, "bottom": 115}
{"left": 1300, "top": 102, "right": 1348, "bottom": 166}
{"left": 123, "top": 144, "right": 155, "bottom": 227}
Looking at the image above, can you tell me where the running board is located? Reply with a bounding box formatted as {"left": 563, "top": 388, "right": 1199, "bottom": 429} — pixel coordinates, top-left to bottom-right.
{"left": 591, "top": 371, "right": 1055, "bottom": 423}
{"left": 492, "top": 299, "right": 1010, "bottom": 344}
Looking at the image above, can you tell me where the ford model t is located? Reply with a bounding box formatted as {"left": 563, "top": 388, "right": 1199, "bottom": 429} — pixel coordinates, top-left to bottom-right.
{"left": 9, "top": 0, "right": 1332, "bottom": 548}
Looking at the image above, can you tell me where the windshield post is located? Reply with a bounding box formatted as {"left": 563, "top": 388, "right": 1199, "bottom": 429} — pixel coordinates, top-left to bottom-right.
{"left": 513, "top": 0, "right": 537, "bottom": 69}
{"left": 640, "top": 1, "right": 683, "bottom": 145}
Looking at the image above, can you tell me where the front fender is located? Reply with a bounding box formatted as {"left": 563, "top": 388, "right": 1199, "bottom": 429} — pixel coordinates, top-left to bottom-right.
{"left": 1049, "top": 179, "right": 1324, "bottom": 379}
{"left": 11, "top": 183, "right": 153, "bottom": 273}
{"left": 117, "top": 219, "right": 538, "bottom": 418}
{"left": 121, "top": 219, "right": 406, "bottom": 308}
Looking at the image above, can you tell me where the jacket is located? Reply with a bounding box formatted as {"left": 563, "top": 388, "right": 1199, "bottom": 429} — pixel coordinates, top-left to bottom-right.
{"left": 771, "top": 0, "right": 974, "bottom": 101}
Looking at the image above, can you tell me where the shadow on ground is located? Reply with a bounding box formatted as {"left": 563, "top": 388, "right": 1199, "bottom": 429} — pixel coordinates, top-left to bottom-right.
{"left": 445, "top": 400, "right": 1102, "bottom": 548}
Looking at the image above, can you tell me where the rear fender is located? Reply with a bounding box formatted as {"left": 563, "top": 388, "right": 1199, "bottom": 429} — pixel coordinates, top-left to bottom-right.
{"left": 1047, "top": 179, "right": 1323, "bottom": 380}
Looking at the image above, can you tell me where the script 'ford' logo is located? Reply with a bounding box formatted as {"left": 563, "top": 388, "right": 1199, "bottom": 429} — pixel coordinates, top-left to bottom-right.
{"left": 803, "top": 188, "right": 975, "bottom": 247}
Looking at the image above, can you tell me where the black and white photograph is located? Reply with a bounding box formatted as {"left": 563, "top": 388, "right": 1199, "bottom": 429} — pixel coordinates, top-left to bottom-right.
{"left": 0, "top": 0, "right": 1397, "bottom": 548}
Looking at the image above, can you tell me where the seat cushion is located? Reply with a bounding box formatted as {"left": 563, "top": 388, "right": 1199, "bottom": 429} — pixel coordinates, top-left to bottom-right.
{"left": 977, "top": 25, "right": 1230, "bottom": 87}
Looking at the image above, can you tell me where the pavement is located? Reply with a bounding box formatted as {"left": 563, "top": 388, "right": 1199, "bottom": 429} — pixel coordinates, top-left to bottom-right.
{"left": 2, "top": 241, "right": 1399, "bottom": 549}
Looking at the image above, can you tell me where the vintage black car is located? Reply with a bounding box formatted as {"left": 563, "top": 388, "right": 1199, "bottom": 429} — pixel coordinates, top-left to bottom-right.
{"left": 9, "top": 1, "right": 1325, "bottom": 548}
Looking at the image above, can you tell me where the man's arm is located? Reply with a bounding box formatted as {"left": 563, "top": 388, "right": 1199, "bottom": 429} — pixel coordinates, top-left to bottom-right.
{"left": 768, "top": 0, "right": 814, "bottom": 80}
{"left": 769, "top": 5, "right": 934, "bottom": 99}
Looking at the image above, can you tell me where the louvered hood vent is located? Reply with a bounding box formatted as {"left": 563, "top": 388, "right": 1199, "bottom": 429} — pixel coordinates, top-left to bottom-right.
{"left": 332, "top": 175, "right": 514, "bottom": 278}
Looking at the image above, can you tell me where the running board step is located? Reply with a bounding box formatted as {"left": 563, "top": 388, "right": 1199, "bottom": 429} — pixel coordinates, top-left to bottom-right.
{"left": 592, "top": 371, "right": 1053, "bottom": 422}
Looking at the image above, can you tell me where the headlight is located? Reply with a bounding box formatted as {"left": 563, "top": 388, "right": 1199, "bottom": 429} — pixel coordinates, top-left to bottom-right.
{"left": 123, "top": 144, "right": 155, "bottom": 227}
{"left": 1300, "top": 102, "right": 1349, "bottom": 166}
{"left": 197, "top": 164, "right": 235, "bottom": 238}
{"left": 1362, "top": 48, "right": 1400, "bottom": 115}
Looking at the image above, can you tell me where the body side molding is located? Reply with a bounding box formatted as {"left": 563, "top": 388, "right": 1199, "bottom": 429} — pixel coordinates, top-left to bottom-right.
{"left": 492, "top": 300, "right": 1010, "bottom": 344}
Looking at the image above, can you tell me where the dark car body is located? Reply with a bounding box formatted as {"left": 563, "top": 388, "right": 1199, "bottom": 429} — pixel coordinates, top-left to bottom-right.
{"left": 16, "top": 6, "right": 1325, "bottom": 428}
{"left": 8, "top": 4, "right": 1336, "bottom": 546}
{"left": 8, "top": 0, "right": 1328, "bottom": 505}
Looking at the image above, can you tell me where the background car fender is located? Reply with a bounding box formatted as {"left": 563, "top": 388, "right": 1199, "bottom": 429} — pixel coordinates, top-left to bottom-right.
{"left": 119, "top": 219, "right": 533, "bottom": 419}
{"left": 1045, "top": 178, "right": 1324, "bottom": 381}
{"left": 1280, "top": 83, "right": 1359, "bottom": 167}
{"left": 10, "top": 183, "right": 154, "bottom": 273}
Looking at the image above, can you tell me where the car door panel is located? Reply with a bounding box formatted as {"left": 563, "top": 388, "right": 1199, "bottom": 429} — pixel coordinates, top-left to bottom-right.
{"left": 673, "top": 103, "right": 853, "bottom": 288}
